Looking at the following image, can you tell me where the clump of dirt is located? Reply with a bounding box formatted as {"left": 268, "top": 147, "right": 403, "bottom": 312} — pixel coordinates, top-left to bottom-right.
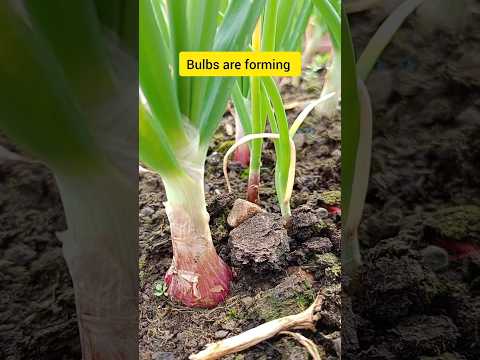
{"left": 229, "top": 212, "right": 290, "bottom": 273}
{"left": 139, "top": 73, "right": 341, "bottom": 359}
{"left": 387, "top": 315, "right": 459, "bottom": 358}
{"left": 357, "top": 239, "right": 442, "bottom": 325}
{"left": 287, "top": 206, "right": 329, "bottom": 242}
{"left": 0, "top": 155, "right": 80, "bottom": 359}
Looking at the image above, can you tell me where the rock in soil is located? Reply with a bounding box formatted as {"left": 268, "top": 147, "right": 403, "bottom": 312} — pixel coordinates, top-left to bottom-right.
{"left": 228, "top": 212, "right": 290, "bottom": 273}
{"left": 420, "top": 245, "right": 449, "bottom": 272}
{"left": 227, "top": 198, "right": 264, "bottom": 228}
{"left": 214, "top": 330, "right": 229, "bottom": 339}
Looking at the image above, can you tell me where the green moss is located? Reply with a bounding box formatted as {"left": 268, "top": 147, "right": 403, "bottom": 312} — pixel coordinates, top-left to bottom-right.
{"left": 239, "top": 168, "right": 249, "bottom": 179}
{"left": 246, "top": 274, "right": 319, "bottom": 322}
{"left": 295, "top": 288, "right": 315, "bottom": 310}
{"left": 327, "top": 263, "right": 342, "bottom": 278}
{"left": 318, "top": 190, "right": 341, "bottom": 206}
{"left": 226, "top": 307, "right": 238, "bottom": 320}
{"left": 318, "top": 252, "right": 341, "bottom": 279}
{"left": 314, "top": 220, "right": 328, "bottom": 233}
{"left": 139, "top": 255, "right": 146, "bottom": 270}
{"left": 317, "top": 252, "right": 340, "bottom": 267}
{"left": 426, "top": 205, "right": 480, "bottom": 243}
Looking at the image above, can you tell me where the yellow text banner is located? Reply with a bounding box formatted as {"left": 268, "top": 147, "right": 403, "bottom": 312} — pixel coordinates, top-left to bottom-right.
{"left": 179, "top": 51, "right": 301, "bottom": 77}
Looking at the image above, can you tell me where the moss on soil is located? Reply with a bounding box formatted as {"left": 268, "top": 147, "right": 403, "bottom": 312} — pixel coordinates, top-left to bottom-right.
{"left": 318, "top": 190, "right": 341, "bottom": 206}
{"left": 426, "top": 205, "right": 480, "bottom": 243}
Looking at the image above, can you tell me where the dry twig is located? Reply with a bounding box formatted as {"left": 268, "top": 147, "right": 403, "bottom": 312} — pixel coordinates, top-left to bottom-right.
{"left": 189, "top": 295, "right": 323, "bottom": 360}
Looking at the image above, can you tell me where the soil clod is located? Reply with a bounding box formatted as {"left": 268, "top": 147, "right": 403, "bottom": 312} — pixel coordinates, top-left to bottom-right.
{"left": 287, "top": 206, "right": 328, "bottom": 242}
{"left": 228, "top": 212, "right": 290, "bottom": 273}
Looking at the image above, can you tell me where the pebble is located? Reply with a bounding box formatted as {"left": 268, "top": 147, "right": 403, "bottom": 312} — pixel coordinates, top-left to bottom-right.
{"left": 140, "top": 206, "right": 155, "bottom": 217}
{"left": 318, "top": 207, "right": 329, "bottom": 219}
{"left": 227, "top": 199, "right": 264, "bottom": 228}
{"left": 214, "top": 330, "right": 229, "bottom": 339}
{"left": 420, "top": 245, "right": 449, "bottom": 272}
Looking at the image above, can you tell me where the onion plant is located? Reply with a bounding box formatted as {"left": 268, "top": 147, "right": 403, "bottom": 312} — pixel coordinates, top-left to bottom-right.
{"left": 343, "top": 0, "right": 427, "bottom": 276}
{"left": 0, "top": 1, "right": 137, "bottom": 357}
{"left": 226, "top": 0, "right": 340, "bottom": 218}
{"left": 139, "top": 0, "right": 264, "bottom": 308}
{"left": 231, "top": 0, "right": 314, "bottom": 169}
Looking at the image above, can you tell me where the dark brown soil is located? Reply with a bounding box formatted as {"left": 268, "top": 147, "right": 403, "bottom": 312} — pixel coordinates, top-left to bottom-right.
{"left": 139, "top": 74, "right": 341, "bottom": 359}
{"left": 346, "top": 4, "right": 480, "bottom": 360}
{"left": 0, "top": 136, "right": 80, "bottom": 359}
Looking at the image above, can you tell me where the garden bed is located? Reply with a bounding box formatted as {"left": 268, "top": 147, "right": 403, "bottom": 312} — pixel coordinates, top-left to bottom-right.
{"left": 139, "top": 73, "right": 341, "bottom": 359}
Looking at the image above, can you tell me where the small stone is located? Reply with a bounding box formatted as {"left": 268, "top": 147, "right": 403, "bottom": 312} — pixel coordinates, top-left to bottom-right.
{"left": 140, "top": 206, "right": 155, "bottom": 217}
{"left": 214, "top": 330, "right": 229, "bottom": 339}
{"left": 227, "top": 199, "right": 265, "bottom": 228}
{"left": 317, "top": 207, "right": 329, "bottom": 219}
{"left": 420, "top": 245, "right": 449, "bottom": 271}
{"left": 229, "top": 213, "right": 290, "bottom": 272}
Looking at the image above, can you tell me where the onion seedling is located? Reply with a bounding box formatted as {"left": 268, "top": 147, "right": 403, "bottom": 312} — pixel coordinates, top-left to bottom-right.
{"left": 343, "top": 0, "right": 427, "bottom": 276}
{"left": 227, "top": 0, "right": 340, "bottom": 218}
{"left": 139, "top": 0, "right": 264, "bottom": 308}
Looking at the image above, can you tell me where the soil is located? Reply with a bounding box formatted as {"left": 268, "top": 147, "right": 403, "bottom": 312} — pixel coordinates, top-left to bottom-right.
{"left": 0, "top": 136, "right": 81, "bottom": 359}
{"left": 139, "top": 71, "right": 342, "bottom": 359}
{"left": 345, "top": 3, "right": 480, "bottom": 359}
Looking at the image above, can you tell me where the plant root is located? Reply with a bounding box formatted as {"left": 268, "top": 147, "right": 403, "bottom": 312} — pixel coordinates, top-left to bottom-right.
{"left": 280, "top": 331, "right": 322, "bottom": 360}
{"left": 189, "top": 295, "right": 323, "bottom": 360}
